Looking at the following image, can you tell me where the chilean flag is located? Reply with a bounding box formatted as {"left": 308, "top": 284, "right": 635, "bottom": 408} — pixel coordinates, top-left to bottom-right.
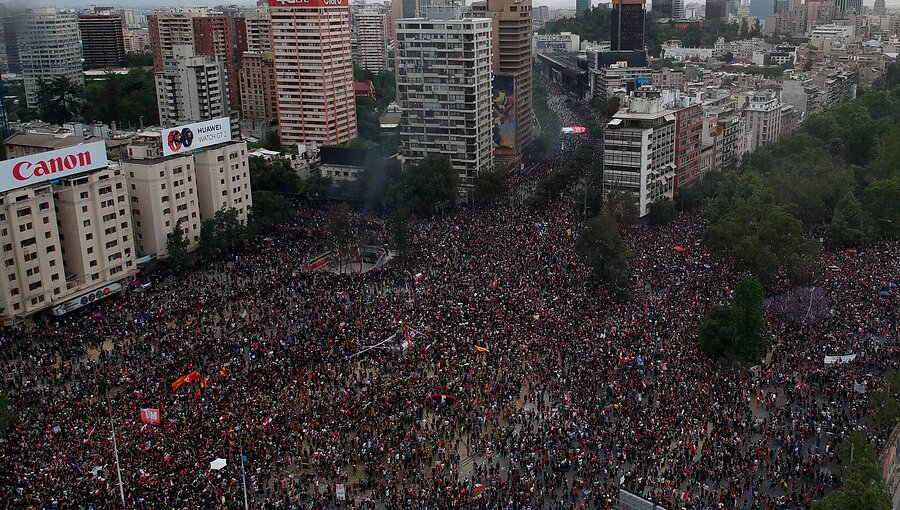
{"left": 139, "top": 408, "right": 161, "bottom": 425}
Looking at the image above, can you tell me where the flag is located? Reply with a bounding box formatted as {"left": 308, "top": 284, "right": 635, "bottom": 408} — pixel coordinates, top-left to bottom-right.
{"left": 474, "top": 345, "right": 489, "bottom": 353}
{"left": 219, "top": 367, "right": 228, "bottom": 378}
{"left": 414, "top": 273, "right": 425, "bottom": 283}
{"left": 139, "top": 408, "right": 161, "bottom": 425}
{"left": 337, "top": 290, "right": 348, "bottom": 299}
{"left": 261, "top": 417, "right": 272, "bottom": 427}
{"left": 171, "top": 370, "right": 201, "bottom": 392}
{"left": 474, "top": 484, "right": 485, "bottom": 494}
{"left": 85, "top": 423, "right": 97, "bottom": 442}
{"left": 240, "top": 307, "right": 248, "bottom": 320}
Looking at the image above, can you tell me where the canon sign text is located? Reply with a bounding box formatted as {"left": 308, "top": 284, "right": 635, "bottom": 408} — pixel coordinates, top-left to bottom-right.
{"left": 0, "top": 141, "right": 109, "bottom": 194}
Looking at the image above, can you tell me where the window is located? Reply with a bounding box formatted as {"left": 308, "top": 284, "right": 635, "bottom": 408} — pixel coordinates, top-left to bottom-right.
{"left": 28, "top": 281, "right": 41, "bottom": 291}
{"left": 85, "top": 233, "right": 93, "bottom": 241}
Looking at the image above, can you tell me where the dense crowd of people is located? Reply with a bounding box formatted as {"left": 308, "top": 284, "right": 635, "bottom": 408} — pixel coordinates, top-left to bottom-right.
{"left": 0, "top": 88, "right": 897, "bottom": 510}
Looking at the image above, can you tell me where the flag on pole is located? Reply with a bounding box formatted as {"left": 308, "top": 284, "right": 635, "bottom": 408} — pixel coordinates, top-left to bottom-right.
{"left": 85, "top": 423, "right": 97, "bottom": 442}
{"left": 139, "top": 408, "right": 161, "bottom": 425}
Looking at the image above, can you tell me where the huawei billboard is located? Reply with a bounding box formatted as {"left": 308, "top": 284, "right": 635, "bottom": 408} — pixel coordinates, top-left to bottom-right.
{"left": 161, "top": 118, "right": 233, "bottom": 157}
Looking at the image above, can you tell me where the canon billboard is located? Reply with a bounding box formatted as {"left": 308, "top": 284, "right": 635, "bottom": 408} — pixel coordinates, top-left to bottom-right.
{"left": 269, "top": 0, "right": 349, "bottom": 6}
{"left": 162, "top": 117, "right": 233, "bottom": 157}
{"left": 0, "top": 141, "right": 109, "bottom": 194}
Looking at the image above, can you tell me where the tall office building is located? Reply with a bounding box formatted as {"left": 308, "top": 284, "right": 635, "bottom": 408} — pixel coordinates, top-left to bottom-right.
{"left": 705, "top": 0, "right": 727, "bottom": 20}
{"left": 149, "top": 9, "right": 239, "bottom": 106}
{"left": 603, "top": 88, "right": 676, "bottom": 217}
{"left": 611, "top": 0, "right": 646, "bottom": 52}
{"left": 652, "top": 0, "right": 673, "bottom": 16}
{"left": 270, "top": 0, "right": 357, "bottom": 145}
{"left": 873, "top": 0, "right": 886, "bottom": 15}
{"left": 393, "top": 0, "right": 420, "bottom": 19}
{"left": 671, "top": 0, "right": 685, "bottom": 19}
{"left": 79, "top": 9, "right": 127, "bottom": 68}
{"left": 20, "top": 8, "right": 84, "bottom": 110}
{"left": 395, "top": 14, "right": 494, "bottom": 186}
{"left": 352, "top": 5, "right": 389, "bottom": 72}
{"left": 576, "top": 0, "right": 592, "bottom": 15}
{"left": 155, "top": 45, "right": 229, "bottom": 126}
{"left": 472, "top": 0, "right": 536, "bottom": 158}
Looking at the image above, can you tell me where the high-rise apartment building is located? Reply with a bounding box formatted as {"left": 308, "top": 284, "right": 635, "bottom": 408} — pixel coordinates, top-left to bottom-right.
{"left": 155, "top": 45, "right": 229, "bottom": 127}
{"left": 123, "top": 133, "right": 252, "bottom": 258}
{"left": 192, "top": 16, "right": 239, "bottom": 105}
{"left": 236, "top": 7, "right": 272, "bottom": 53}
{"left": 873, "top": 0, "right": 886, "bottom": 15}
{"left": 237, "top": 8, "right": 277, "bottom": 139}
{"left": 269, "top": 0, "right": 358, "bottom": 145}
{"left": 149, "top": 9, "right": 239, "bottom": 105}
{"left": 20, "top": 8, "right": 84, "bottom": 109}
{"left": 742, "top": 90, "right": 782, "bottom": 153}
{"left": 79, "top": 9, "right": 127, "bottom": 68}
{"left": 603, "top": 88, "right": 676, "bottom": 217}
{"left": 0, "top": 142, "right": 136, "bottom": 320}
{"left": 396, "top": 15, "right": 494, "bottom": 186}
{"left": 611, "top": 0, "right": 646, "bottom": 52}
{"left": 149, "top": 8, "right": 206, "bottom": 69}
{"left": 471, "top": 0, "right": 536, "bottom": 158}
{"left": 352, "top": 5, "right": 389, "bottom": 72}
{"left": 240, "top": 53, "right": 278, "bottom": 120}
{"left": 835, "top": 0, "right": 862, "bottom": 14}
{"left": 192, "top": 142, "right": 253, "bottom": 222}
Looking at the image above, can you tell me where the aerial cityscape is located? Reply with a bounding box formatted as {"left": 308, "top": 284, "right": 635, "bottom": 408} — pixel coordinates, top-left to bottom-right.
{"left": 0, "top": 0, "right": 898, "bottom": 508}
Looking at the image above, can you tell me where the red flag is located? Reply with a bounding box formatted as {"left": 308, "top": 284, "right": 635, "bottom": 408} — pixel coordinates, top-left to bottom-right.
{"left": 171, "top": 370, "right": 201, "bottom": 392}
{"left": 140, "top": 408, "right": 161, "bottom": 425}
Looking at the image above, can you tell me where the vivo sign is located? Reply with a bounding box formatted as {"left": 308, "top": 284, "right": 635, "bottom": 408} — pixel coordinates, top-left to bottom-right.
{"left": 268, "top": 0, "right": 349, "bottom": 6}
{"left": 162, "top": 117, "right": 233, "bottom": 157}
{"left": 0, "top": 141, "right": 109, "bottom": 194}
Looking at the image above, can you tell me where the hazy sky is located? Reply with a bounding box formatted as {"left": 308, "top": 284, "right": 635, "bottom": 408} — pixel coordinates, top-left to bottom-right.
{"left": 10, "top": 0, "right": 900, "bottom": 9}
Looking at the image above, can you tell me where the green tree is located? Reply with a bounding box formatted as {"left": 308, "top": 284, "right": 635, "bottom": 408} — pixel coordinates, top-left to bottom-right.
{"left": 865, "top": 176, "right": 900, "bottom": 236}
{"left": 36, "top": 76, "right": 82, "bottom": 124}
{"left": 603, "top": 187, "right": 639, "bottom": 225}
{"left": 387, "top": 206, "right": 411, "bottom": 260}
{"left": 730, "top": 276, "right": 768, "bottom": 361}
{"left": 698, "top": 305, "right": 732, "bottom": 357}
{"left": 471, "top": 170, "right": 506, "bottom": 204}
{"left": 198, "top": 219, "right": 223, "bottom": 259}
{"left": 249, "top": 157, "right": 302, "bottom": 194}
{"left": 575, "top": 213, "right": 631, "bottom": 300}
{"left": 384, "top": 154, "right": 458, "bottom": 215}
{"left": 648, "top": 199, "right": 676, "bottom": 226}
{"left": 574, "top": 184, "right": 603, "bottom": 218}
{"left": 166, "top": 221, "right": 191, "bottom": 273}
{"left": 830, "top": 191, "right": 876, "bottom": 247}
{"left": 249, "top": 190, "right": 294, "bottom": 231}
{"left": 816, "top": 434, "right": 892, "bottom": 510}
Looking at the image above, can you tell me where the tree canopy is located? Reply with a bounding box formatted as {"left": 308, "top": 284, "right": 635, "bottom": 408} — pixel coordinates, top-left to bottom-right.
{"left": 575, "top": 213, "right": 631, "bottom": 300}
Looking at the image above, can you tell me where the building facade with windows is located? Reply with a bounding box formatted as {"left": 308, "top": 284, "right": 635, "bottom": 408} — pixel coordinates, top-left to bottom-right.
{"left": 603, "top": 89, "right": 676, "bottom": 217}
{"left": 395, "top": 15, "right": 494, "bottom": 187}
{"left": 270, "top": 0, "right": 358, "bottom": 145}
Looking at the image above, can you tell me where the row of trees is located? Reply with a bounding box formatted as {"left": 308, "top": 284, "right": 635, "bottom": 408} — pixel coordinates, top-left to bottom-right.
{"left": 694, "top": 86, "right": 900, "bottom": 287}
{"left": 13, "top": 69, "right": 159, "bottom": 128}
{"left": 698, "top": 276, "right": 769, "bottom": 360}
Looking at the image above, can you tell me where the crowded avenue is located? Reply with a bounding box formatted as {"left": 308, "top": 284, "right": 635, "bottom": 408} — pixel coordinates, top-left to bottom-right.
{"left": 0, "top": 90, "right": 898, "bottom": 510}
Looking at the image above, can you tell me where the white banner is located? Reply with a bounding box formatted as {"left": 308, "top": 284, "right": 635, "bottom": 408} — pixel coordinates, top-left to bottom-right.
{"left": 0, "top": 141, "right": 108, "bottom": 194}
{"left": 161, "top": 117, "right": 232, "bottom": 157}
{"left": 824, "top": 354, "right": 857, "bottom": 365}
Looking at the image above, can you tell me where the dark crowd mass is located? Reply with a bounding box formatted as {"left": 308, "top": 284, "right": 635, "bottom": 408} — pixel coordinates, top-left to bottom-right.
{"left": 0, "top": 88, "right": 898, "bottom": 510}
